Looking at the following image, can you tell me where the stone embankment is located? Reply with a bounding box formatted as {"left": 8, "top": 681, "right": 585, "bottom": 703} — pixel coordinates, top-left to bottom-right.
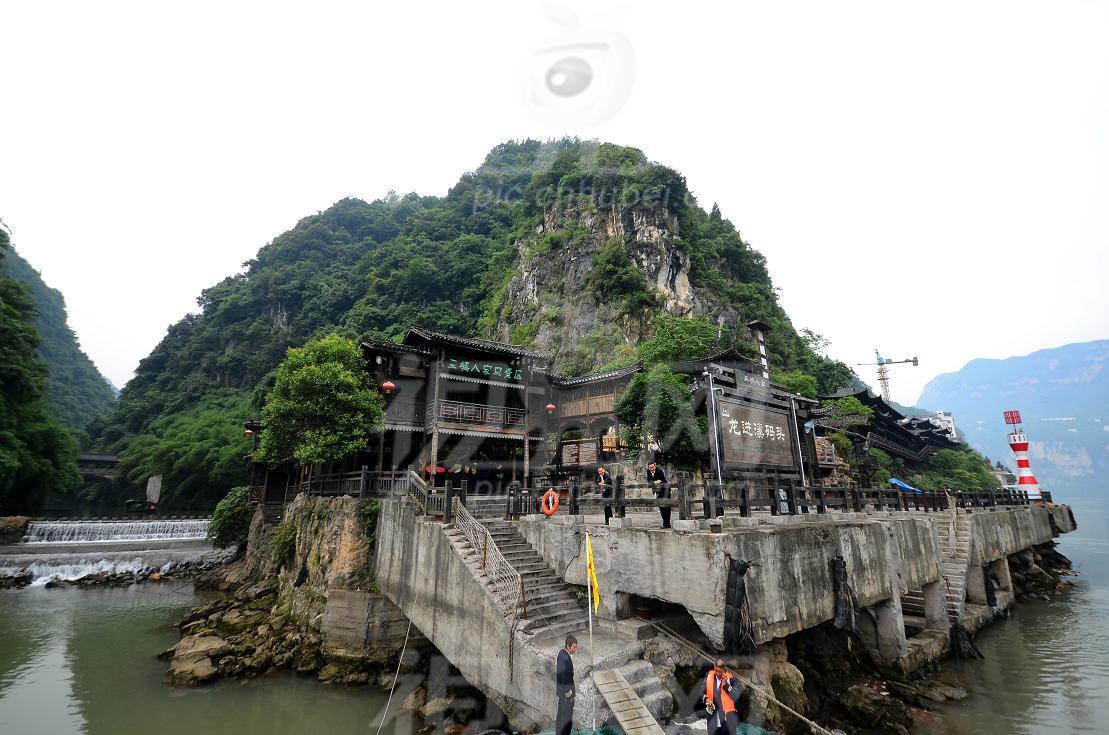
{"left": 160, "top": 495, "right": 498, "bottom": 733}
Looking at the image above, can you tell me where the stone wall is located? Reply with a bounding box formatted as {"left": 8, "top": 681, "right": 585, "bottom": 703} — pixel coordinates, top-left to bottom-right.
{"left": 519, "top": 507, "right": 1069, "bottom": 650}
{"left": 970, "top": 504, "right": 1076, "bottom": 563}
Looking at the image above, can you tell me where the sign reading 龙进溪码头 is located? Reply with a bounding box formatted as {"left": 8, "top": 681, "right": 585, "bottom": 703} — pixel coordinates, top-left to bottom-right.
{"left": 446, "top": 357, "right": 522, "bottom": 381}
{"left": 718, "top": 399, "right": 797, "bottom": 468}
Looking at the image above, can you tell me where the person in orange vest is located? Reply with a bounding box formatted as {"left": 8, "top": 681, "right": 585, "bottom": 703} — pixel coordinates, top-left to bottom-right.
{"left": 704, "top": 659, "right": 740, "bottom": 735}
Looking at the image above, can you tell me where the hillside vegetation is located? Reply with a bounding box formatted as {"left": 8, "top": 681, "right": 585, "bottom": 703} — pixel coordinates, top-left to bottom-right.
{"left": 0, "top": 243, "right": 116, "bottom": 431}
{"left": 88, "top": 139, "right": 856, "bottom": 510}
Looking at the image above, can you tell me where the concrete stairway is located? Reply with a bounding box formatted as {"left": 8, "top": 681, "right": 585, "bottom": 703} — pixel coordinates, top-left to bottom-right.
{"left": 901, "top": 512, "right": 972, "bottom": 624}
{"left": 445, "top": 502, "right": 672, "bottom": 723}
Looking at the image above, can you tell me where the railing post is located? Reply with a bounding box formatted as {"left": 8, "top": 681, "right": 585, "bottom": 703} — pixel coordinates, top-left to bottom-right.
{"left": 817, "top": 485, "right": 827, "bottom": 514}
{"left": 359, "top": 465, "right": 368, "bottom": 499}
{"left": 482, "top": 531, "right": 489, "bottom": 569}
{"left": 570, "top": 481, "right": 580, "bottom": 516}
{"left": 444, "top": 480, "right": 454, "bottom": 524}
{"left": 615, "top": 475, "right": 626, "bottom": 518}
{"left": 786, "top": 483, "right": 799, "bottom": 515}
{"left": 674, "top": 476, "right": 683, "bottom": 523}
{"left": 705, "top": 482, "right": 717, "bottom": 519}
{"left": 459, "top": 479, "right": 468, "bottom": 508}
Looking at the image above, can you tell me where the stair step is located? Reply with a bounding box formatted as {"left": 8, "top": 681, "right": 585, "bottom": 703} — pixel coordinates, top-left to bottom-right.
{"left": 525, "top": 618, "right": 588, "bottom": 640}
{"left": 615, "top": 659, "right": 655, "bottom": 684}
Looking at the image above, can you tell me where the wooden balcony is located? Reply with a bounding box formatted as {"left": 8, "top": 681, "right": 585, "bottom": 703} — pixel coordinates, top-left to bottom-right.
{"left": 437, "top": 399, "right": 526, "bottom": 429}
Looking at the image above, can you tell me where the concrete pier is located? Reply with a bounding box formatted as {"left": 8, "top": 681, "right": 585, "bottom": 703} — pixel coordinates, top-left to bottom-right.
{"left": 374, "top": 496, "right": 1076, "bottom": 727}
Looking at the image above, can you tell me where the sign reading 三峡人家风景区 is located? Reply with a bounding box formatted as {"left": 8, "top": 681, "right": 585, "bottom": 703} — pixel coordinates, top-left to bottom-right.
{"left": 718, "top": 399, "right": 797, "bottom": 468}
{"left": 446, "top": 357, "right": 522, "bottom": 381}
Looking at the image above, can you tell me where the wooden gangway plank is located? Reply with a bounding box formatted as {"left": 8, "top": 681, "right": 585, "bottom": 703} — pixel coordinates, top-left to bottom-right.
{"left": 590, "top": 668, "right": 666, "bottom": 735}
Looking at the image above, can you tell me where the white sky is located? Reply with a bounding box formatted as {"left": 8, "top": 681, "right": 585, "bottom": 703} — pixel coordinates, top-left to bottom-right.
{"left": 1, "top": 1, "right": 1106, "bottom": 406}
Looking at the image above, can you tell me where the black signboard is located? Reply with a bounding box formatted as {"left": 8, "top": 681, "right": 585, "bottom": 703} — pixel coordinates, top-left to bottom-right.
{"left": 446, "top": 356, "right": 522, "bottom": 381}
{"left": 560, "top": 439, "right": 599, "bottom": 468}
{"left": 717, "top": 399, "right": 797, "bottom": 468}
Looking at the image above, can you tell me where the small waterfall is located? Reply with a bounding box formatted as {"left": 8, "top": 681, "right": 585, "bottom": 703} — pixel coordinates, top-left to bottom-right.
{"left": 22, "top": 519, "right": 210, "bottom": 544}
{"left": 0, "top": 559, "right": 172, "bottom": 587}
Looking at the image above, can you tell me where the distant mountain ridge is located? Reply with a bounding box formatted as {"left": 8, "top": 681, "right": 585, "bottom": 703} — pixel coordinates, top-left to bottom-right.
{"left": 0, "top": 243, "right": 117, "bottom": 430}
{"left": 918, "top": 340, "right": 1108, "bottom": 499}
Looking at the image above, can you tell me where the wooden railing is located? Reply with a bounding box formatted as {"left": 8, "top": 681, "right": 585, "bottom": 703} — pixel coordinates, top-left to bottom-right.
{"left": 294, "top": 468, "right": 412, "bottom": 498}
{"left": 504, "top": 476, "right": 1032, "bottom": 520}
{"left": 438, "top": 399, "right": 526, "bottom": 428}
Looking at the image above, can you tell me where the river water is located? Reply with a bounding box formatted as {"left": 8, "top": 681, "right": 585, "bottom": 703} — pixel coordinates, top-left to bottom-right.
{"left": 922, "top": 499, "right": 1109, "bottom": 735}
{"left": 0, "top": 584, "right": 391, "bottom": 735}
{"left": 2, "top": 503, "right": 1107, "bottom": 735}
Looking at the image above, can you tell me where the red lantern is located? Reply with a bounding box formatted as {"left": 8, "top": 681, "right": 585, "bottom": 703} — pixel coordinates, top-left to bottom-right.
{"left": 546, "top": 403, "right": 557, "bottom": 414}
{"left": 382, "top": 380, "right": 396, "bottom": 395}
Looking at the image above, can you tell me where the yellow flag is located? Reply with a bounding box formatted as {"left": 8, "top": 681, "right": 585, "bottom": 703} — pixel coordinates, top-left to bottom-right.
{"left": 586, "top": 532, "right": 600, "bottom": 614}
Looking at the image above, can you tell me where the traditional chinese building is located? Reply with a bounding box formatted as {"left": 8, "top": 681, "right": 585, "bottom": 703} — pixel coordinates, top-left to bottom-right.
{"left": 251, "top": 324, "right": 829, "bottom": 503}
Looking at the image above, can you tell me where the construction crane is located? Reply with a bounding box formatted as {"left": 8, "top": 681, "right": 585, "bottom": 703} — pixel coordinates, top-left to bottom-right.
{"left": 856, "top": 349, "right": 918, "bottom": 402}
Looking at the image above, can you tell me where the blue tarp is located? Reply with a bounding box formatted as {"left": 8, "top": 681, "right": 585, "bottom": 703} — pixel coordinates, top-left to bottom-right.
{"left": 889, "top": 477, "right": 921, "bottom": 494}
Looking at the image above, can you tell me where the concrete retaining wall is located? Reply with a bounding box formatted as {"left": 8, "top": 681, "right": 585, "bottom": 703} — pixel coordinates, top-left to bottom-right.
{"left": 971, "top": 505, "right": 1076, "bottom": 563}
{"left": 521, "top": 506, "right": 1070, "bottom": 650}
{"left": 376, "top": 499, "right": 570, "bottom": 728}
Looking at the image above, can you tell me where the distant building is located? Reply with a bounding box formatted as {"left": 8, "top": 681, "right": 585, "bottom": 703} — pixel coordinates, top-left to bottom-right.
{"left": 924, "top": 411, "right": 957, "bottom": 440}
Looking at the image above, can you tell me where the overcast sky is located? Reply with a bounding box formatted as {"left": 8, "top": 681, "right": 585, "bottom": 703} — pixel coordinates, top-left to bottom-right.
{"left": 1, "top": 1, "right": 1106, "bottom": 406}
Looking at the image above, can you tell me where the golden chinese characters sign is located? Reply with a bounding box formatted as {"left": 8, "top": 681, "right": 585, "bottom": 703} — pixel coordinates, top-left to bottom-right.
{"left": 718, "top": 399, "right": 797, "bottom": 468}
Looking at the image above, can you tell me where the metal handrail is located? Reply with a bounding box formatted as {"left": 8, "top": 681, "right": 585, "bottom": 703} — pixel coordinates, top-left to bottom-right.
{"left": 453, "top": 501, "right": 524, "bottom": 617}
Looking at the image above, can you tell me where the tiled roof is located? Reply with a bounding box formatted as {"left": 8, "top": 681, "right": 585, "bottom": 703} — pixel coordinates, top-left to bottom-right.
{"left": 404, "top": 327, "right": 547, "bottom": 359}
{"left": 360, "top": 339, "right": 434, "bottom": 356}
{"left": 554, "top": 363, "right": 642, "bottom": 386}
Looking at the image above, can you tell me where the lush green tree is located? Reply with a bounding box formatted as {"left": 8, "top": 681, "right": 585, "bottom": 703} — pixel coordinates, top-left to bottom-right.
{"left": 583, "top": 238, "right": 658, "bottom": 317}
{"left": 208, "top": 486, "right": 254, "bottom": 550}
{"left": 256, "top": 335, "right": 384, "bottom": 465}
{"left": 614, "top": 364, "right": 707, "bottom": 470}
{"left": 774, "top": 369, "right": 818, "bottom": 399}
{"left": 0, "top": 230, "right": 80, "bottom": 514}
{"left": 0, "top": 243, "right": 116, "bottom": 430}
{"left": 636, "top": 314, "right": 722, "bottom": 367}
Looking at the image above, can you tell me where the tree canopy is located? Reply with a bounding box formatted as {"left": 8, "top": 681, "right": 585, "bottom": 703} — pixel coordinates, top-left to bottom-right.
{"left": 0, "top": 229, "right": 80, "bottom": 514}
{"left": 255, "top": 335, "right": 384, "bottom": 466}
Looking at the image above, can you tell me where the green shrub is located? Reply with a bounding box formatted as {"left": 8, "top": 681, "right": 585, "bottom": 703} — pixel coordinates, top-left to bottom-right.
{"left": 208, "top": 487, "right": 254, "bottom": 549}
{"left": 362, "top": 500, "right": 381, "bottom": 547}
{"left": 270, "top": 520, "right": 297, "bottom": 569}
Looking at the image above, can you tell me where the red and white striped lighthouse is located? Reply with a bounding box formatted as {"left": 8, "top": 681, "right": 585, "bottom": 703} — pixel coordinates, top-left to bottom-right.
{"left": 1004, "top": 410, "right": 1042, "bottom": 499}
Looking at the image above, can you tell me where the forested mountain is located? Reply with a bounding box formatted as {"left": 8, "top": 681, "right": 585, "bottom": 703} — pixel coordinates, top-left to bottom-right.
{"left": 0, "top": 229, "right": 80, "bottom": 514}
{"left": 0, "top": 244, "right": 116, "bottom": 431}
{"left": 918, "top": 340, "right": 1108, "bottom": 500}
{"left": 88, "top": 139, "right": 856, "bottom": 510}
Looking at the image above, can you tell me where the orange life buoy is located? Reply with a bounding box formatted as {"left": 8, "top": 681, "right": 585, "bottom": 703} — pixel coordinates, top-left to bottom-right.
{"left": 541, "top": 489, "right": 560, "bottom": 516}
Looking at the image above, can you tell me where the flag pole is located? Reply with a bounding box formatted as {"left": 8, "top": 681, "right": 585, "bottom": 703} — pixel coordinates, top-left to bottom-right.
{"left": 587, "top": 532, "right": 596, "bottom": 735}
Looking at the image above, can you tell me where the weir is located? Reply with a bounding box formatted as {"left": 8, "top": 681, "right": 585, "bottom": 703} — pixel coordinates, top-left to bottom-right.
{"left": 22, "top": 519, "right": 210, "bottom": 544}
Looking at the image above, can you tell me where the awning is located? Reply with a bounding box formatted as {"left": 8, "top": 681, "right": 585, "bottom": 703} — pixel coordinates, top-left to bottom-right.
{"left": 382, "top": 424, "right": 424, "bottom": 432}
{"left": 889, "top": 477, "right": 921, "bottom": 494}
{"left": 439, "top": 372, "right": 524, "bottom": 389}
{"left": 438, "top": 427, "right": 544, "bottom": 441}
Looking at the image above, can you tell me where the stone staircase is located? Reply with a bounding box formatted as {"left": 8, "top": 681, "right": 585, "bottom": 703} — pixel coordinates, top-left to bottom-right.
{"left": 446, "top": 500, "right": 673, "bottom": 723}
{"left": 902, "top": 511, "right": 972, "bottom": 624}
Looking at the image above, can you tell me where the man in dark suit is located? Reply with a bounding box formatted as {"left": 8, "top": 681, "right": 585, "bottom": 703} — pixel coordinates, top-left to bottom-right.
{"left": 647, "top": 461, "right": 670, "bottom": 528}
{"left": 555, "top": 635, "right": 578, "bottom": 735}
{"left": 596, "top": 466, "right": 614, "bottom": 525}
